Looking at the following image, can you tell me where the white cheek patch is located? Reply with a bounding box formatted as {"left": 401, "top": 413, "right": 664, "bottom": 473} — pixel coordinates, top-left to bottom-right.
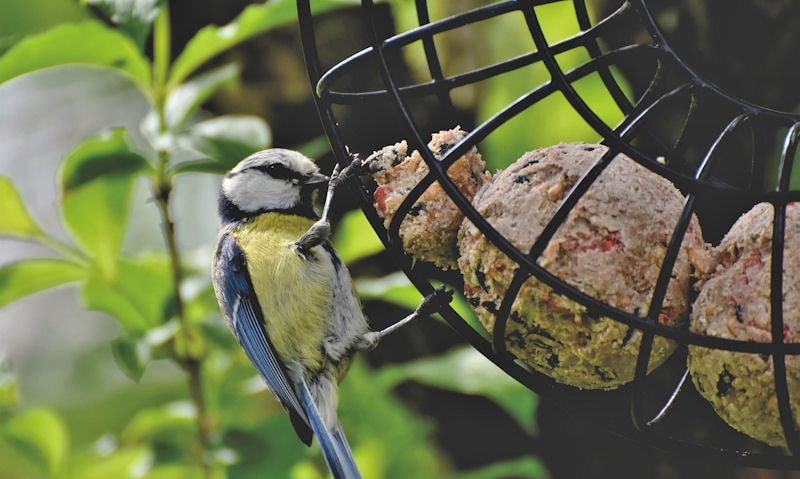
{"left": 223, "top": 173, "right": 300, "bottom": 212}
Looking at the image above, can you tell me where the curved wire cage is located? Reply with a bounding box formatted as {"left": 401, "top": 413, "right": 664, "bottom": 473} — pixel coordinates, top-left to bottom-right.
{"left": 297, "top": 0, "right": 800, "bottom": 469}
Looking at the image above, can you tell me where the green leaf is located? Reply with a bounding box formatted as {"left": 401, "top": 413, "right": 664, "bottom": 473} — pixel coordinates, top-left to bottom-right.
{"left": 81, "top": 0, "right": 159, "bottom": 49}
{"left": 81, "top": 256, "right": 174, "bottom": 333}
{"left": 168, "top": 158, "right": 229, "bottom": 176}
{"left": 0, "top": 176, "right": 43, "bottom": 239}
{"left": 185, "top": 114, "right": 271, "bottom": 166}
{"left": 143, "top": 319, "right": 180, "bottom": 347}
{"left": 0, "top": 20, "right": 152, "bottom": 91}
{"left": 0, "top": 1, "right": 88, "bottom": 55}
{"left": 72, "top": 445, "right": 154, "bottom": 479}
{"left": 59, "top": 129, "right": 149, "bottom": 278}
{"left": 381, "top": 347, "right": 539, "bottom": 432}
{"left": 110, "top": 335, "right": 151, "bottom": 382}
{"left": 332, "top": 210, "right": 384, "bottom": 264}
{"left": 121, "top": 401, "right": 196, "bottom": 443}
{"left": 2, "top": 408, "right": 69, "bottom": 475}
{"left": 354, "top": 272, "right": 422, "bottom": 310}
{"left": 59, "top": 128, "right": 150, "bottom": 190}
{"left": 0, "top": 259, "right": 87, "bottom": 308}
{"left": 164, "top": 63, "right": 239, "bottom": 131}
{"left": 168, "top": 0, "right": 355, "bottom": 88}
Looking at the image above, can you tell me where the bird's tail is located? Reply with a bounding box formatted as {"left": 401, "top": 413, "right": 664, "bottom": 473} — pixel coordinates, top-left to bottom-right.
{"left": 296, "top": 378, "right": 362, "bottom": 479}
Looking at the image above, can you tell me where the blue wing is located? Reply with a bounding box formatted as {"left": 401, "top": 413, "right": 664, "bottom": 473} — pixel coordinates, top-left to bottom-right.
{"left": 213, "top": 233, "right": 313, "bottom": 444}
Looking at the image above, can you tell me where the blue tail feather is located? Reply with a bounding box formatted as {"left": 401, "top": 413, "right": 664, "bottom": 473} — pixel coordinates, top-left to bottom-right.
{"left": 331, "top": 423, "right": 358, "bottom": 472}
{"left": 295, "top": 378, "right": 362, "bottom": 479}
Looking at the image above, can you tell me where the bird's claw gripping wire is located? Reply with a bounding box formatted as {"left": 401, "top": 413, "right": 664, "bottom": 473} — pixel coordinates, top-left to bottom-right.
{"left": 295, "top": 156, "right": 362, "bottom": 256}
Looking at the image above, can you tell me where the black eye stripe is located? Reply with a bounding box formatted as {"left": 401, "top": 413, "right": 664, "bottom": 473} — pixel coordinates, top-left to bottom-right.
{"left": 265, "top": 162, "right": 290, "bottom": 178}
{"left": 249, "top": 162, "right": 304, "bottom": 182}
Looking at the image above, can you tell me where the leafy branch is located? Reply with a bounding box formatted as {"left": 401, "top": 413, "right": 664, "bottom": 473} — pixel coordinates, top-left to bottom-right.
{"left": 0, "top": 0, "right": 318, "bottom": 476}
{"left": 0, "top": 1, "right": 551, "bottom": 478}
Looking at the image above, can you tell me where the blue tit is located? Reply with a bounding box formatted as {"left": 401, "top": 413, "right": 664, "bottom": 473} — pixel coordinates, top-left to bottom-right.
{"left": 211, "top": 149, "right": 450, "bottom": 479}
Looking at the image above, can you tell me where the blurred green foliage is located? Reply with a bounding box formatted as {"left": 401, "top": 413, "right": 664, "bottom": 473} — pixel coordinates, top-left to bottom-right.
{"left": 0, "top": 1, "right": 550, "bottom": 478}
{"left": 477, "top": 2, "right": 628, "bottom": 169}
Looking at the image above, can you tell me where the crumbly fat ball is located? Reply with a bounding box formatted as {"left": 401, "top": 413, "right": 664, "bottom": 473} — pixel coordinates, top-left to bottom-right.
{"left": 688, "top": 202, "right": 800, "bottom": 449}
{"left": 363, "top": 127, "right": 491, "bottom": 269}
{"left": 458, "top": 142, "right": 709, "bottom": 390}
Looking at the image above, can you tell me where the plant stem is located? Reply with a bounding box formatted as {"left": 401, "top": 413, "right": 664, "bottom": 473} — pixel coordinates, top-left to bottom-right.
{"left": 153, "top": 150, "right": 215, "bottom": 478}
{"left": 151, "top": 3, "right": 214, "bottom": 477}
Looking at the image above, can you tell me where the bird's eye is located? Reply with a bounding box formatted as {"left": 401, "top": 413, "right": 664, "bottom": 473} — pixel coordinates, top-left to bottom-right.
{"left": 260, "top": 162, "right": 291, "bottom": 180}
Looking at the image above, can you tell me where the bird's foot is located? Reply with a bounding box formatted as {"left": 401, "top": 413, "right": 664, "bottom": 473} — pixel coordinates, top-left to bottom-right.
{"left": 293, "top": 219, "right": 331, "bottom": 256}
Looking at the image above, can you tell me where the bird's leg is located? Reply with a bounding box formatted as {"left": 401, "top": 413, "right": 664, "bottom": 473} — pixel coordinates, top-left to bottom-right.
{"left": 294, "top": 156, "right": 361, "bottom": 255}
{"left": 358, "top": 285, "right": 453, "bottom": 350}
{"left": 320, "top": 156, "right": 361, "bottom": 223}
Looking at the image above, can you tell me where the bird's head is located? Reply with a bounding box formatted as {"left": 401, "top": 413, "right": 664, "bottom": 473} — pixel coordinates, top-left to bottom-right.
{"left": 219, "top": 149, "right": 329, "bottom": 223}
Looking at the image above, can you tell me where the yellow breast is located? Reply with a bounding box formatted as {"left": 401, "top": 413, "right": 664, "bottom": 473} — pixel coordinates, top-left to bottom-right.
{"left": 230, "top": 214, "right": 332, "bottom": 370}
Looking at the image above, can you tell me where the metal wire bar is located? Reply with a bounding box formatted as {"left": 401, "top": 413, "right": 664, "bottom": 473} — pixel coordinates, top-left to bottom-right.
{"left": 644, "top": 368, "right": 689, "bottom": 427}
{"left": 573, "top": 1, "right": 635, "bottom": 115}
{"left": 629, "top": 194, "right": 696, "bottom": 431}
{"left": 770, "top": 202, "right": 798, "bottom": 453}
{"left": 297, "top": 0, "right": 353, "bottom": 168}
{"left": 627, "top": 109, "right": 734, "bottom": 429}
{"left": 413, "top": 0, "right": 454, "bottom": 113}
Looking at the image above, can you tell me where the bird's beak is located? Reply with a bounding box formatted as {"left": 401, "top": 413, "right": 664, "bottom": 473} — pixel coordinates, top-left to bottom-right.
{"left": 303, "top": 172, "right": 329, "bottom": 186}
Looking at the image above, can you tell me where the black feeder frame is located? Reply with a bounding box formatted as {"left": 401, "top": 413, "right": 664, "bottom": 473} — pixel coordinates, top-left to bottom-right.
{"left": 297, "top": 0, "right": 800, "bottom": 469}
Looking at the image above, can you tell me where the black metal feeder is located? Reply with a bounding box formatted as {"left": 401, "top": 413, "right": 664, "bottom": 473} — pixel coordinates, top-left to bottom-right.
{"left": 297, "top": 0, "right": 800, "bottom": 469}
